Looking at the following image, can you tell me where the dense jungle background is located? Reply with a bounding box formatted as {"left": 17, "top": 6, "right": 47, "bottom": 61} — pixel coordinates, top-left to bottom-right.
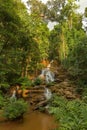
{"left": 0, "top": 0, "right": 87, "bottom": 130}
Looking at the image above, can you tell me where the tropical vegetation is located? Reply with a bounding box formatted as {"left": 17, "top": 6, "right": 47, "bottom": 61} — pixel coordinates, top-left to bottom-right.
{"left": 0, "top": 0, "right": 87, "bottom": 129}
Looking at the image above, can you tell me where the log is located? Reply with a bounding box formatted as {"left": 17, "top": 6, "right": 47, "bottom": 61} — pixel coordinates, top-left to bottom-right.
{"left": 33, "top": 100, "right": 48, "bottom": 110}
{"left": 29, "top": 96, "right": 45, "bottom": 104}
{"left": 55, "top": 78, "right": 63, "bottom": 82}
{"left": 28, "top": 89, "right": 45, "bottom": 93}
{"left": 33, "top": 85, "right": 45, "bottom": 89}
{"left": 16, "top": 89, "right": 45, "bottom": 98}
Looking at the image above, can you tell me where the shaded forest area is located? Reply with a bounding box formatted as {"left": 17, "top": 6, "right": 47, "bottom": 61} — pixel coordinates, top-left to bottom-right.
{"left": 0, "top": 0, "right": 87, "bottom": 129}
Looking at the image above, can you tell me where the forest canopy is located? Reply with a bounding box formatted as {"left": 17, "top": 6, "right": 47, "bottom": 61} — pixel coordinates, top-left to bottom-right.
{"left": 0, "top": 0, "right": 87, "bottom": 88}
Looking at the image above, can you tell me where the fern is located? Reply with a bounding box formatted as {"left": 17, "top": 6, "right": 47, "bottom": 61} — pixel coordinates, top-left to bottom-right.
{"left": 49, "top": 94, "right": 87, "bottom": 130}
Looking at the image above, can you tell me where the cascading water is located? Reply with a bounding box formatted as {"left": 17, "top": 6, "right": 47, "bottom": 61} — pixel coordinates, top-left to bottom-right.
{"left": 10, "top": 90, "right": 17, "bottom": 102}
{"left": 44, "top": 88, "right": 52, "bottom": 111}
{"left": 39, "top": 61, "right": 54, "bottom": 100}
{"left": 45, "top": 69, "right": 55, "bottom": 83}
{"left": 44, "top": 88, "right": 52, "bottom": 100}
{"left": 39, "top": 60, "right": 55, "bottom": 83}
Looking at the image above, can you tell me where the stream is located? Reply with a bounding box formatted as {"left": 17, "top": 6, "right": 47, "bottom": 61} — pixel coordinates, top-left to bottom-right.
{"left": 0, "top": 110, "right": 57, "bottom": 130}
{"left": 0, "top": 61, "right": 58, "bottom": 130}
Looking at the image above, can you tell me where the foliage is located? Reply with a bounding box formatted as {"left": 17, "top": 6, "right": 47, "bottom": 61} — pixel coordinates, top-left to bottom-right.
{"left": 0, "top": 0, "right": 24, "bottom": 84}
{"left": 3, "top": 99, "right": 28, "bottom": 120}
{"left": 49, "top": 1, "right": 87, "bottom": 83}
{"left": 0, "top": 82, "right": 10, "bottom": 93}
{"left": 0, "top": 0, "right": 87, "bottom": 129}
{"left": 0, "top": 0, "right": 50, "bottom": 87}
{"left": 66, "top": 34, "right": 87, "bottom": 82}
{"left": 46, "top": 0, "right": 78, "bottom": 22}
{"left": 46, "top": 0, "right": 66, "bottom": 22}
{"left": 81, "top": 85, "right": 87, "bottom": 102}
{"left": 0, "top": 94, "right": 5, "bottom": 109}
{"left": 27, "top": 0, "right": 48, "bottom": 19}
{"left": 17, "top": 77, "right": 32, "bottom": 88}
{"left": 49, "top": 95, "right": 87, "bottom": 130}
{"left": 27, "top": 0, "right": 50, "bottom": 63}
{"left": 33, "top": 77, "right": 43, "bottom": 85}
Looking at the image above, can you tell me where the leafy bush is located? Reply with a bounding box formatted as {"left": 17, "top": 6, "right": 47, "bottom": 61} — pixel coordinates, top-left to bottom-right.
{"left": 17, "top": 77, "right": 32, "bottom": 88}
{"left": 33, "top": 77, "right": 43, "bottom": 85}
{"left": 3, "top": 99, "right": 28, "bottom": 120}
{"left": 48, "top": 95, "right": 87, "bottom": 130}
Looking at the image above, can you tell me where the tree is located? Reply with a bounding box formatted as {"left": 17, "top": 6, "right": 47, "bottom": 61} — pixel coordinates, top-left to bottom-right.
{"left": 26, "top": 0, "right": 50, "bottom": 75}
{"left": 49, "top": 0, "right": 87, "bottom": 83}
{"left": 0, "top": 0, "right": 22, "bottom": 85}
{"left": 0, "top": 0, "right": 50, "bottom": 86}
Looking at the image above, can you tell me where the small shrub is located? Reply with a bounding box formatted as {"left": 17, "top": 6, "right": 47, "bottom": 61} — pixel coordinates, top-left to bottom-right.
{"left": 34, "top": 77, "right": 42, "bottom": 85}
{"left": 3, "top": 99, "right": 28, "bottom": 120}
{"left": 17, "top": 77, "right": 32, "bottom": 88}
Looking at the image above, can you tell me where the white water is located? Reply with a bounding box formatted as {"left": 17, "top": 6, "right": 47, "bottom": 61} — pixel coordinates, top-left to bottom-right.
{"left": 45, "top": 69, "right": 55, "bottom": 83}
{"left": 39, "top": 61, "right": 55, "bottom": 83}
{"left": 10, "top": 90, "right": 17, "bottom": 102}
{"left": 39, "top": 69, "right": 55, "bottom": 83}
{"left": 44, "top": 88, "right": 52, "bottom": 100}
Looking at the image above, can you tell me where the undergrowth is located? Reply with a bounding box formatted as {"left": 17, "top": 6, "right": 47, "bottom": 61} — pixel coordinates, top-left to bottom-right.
{"left": 48, "top": 94, "right": 87, "bottom": 130}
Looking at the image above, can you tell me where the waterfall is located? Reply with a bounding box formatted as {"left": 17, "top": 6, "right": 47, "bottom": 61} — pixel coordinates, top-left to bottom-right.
{"left": 10, "top": 90, "right": 17, "bottom": 102}
{"left": 39, "top": 66, "right": 55, "bottom": 83}
{"left": 44, "top": 88, "right": 52, "bottom": 100}
{"left": 45, "top": 70, "right": 55, "bottom": 83}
